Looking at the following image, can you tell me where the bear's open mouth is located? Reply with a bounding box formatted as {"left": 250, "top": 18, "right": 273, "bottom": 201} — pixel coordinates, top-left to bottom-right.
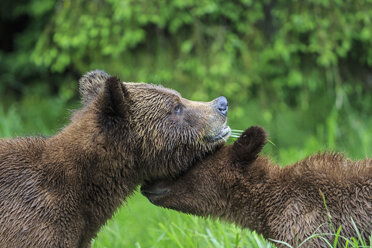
{"left": 205, "top": 126, "right": 231, "bottom": 143}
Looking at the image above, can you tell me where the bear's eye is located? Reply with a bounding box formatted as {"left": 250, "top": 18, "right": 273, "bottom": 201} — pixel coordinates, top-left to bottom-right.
{"left": 174, "top": 104, "right": 183, "bottom": 115}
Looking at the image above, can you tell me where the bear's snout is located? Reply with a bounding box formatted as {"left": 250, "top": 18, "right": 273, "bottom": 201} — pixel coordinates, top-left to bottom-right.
{"left": 216, "top": 96, "right": 228, "bottom": 116}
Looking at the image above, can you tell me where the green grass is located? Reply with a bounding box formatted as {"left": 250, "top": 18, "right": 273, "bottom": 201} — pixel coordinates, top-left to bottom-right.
{"left": 1, "top": 93, "right": 371, "bottom": 248}
{"left": 91, "top": 192, "right": 273, "bottom": 248}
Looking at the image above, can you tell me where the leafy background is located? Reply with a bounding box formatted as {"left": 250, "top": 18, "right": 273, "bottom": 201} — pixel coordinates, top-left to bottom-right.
{"left": 1, "top": 0, "right": 372, "bottom": 247}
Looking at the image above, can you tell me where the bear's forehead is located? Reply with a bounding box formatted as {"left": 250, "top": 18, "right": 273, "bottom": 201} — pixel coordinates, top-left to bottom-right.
{"left": 124, "top": 82, "right": 181, "bottom": 98}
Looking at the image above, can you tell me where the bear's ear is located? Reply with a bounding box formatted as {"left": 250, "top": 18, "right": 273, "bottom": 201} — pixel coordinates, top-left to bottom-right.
{"left": 79, "top": 70, "right": 110, "bottom": 105}
{"left": 100, "top": 76, "right": 129, "bottom": 117}
{"left": 231, "top": 126, "right": 267, "bottom": 165}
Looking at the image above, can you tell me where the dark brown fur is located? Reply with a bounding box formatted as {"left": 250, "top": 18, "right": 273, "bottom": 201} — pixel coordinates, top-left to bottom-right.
{"left": 142, "top": 127, "right": 372, "bottom": 247}
{"left": 0, "top": 70, "right": 230, "bottom": 247}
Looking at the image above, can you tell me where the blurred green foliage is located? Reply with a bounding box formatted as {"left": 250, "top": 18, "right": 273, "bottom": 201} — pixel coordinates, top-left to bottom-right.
{"left": 33, "top": 0, "right": 372, "bottom": 100}
{"left": 3, "top": 0, "right": 372, "bottom": 96}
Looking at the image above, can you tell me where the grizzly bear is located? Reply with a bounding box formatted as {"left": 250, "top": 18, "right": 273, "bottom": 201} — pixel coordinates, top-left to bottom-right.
{"left": 142, "top": 126, "right": 372, "bottom": 247}
{"left": 0, "top": 70, "right": 231, "bottom": 247}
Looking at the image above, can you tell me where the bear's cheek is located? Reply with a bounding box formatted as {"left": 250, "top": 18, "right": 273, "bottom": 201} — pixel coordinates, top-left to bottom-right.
{"left": 184, "top": 106, "right": 228, "bottom": 142}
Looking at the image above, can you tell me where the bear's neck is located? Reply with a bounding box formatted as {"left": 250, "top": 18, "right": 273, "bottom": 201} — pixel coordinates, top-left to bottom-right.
{"left": 222, "top": 156, "right": 286, "bottom": 237}
{"left": 44, "top": 112, "right": 141, "bottom": 244}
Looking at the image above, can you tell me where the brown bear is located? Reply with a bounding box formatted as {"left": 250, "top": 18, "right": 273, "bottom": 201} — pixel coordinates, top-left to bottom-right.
{"left": 0, "top": 70, "right": 231, "bottom": 248}
{"left": 142, "top": 126, "right": 372, "bottom": 247}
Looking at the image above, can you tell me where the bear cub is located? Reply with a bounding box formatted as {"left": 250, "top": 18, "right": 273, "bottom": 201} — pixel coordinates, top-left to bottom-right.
{"left": 142, "top": 126, "right": 372, "bottom": 247}
{"left": 0, "top": 70, "right": 231, "bottom": 247}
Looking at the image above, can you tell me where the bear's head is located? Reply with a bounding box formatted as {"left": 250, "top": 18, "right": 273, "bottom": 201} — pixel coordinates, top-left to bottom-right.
{"left": 78, "top": 70, "right": 230, "bottom": 181}
{"left": 141, "top": 126, "right": 267, "bottom": 216}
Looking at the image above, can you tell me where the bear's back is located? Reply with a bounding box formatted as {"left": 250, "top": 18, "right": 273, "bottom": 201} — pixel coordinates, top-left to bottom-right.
{"left": 292, "top": 152, "right": 372, "bottom": 183}
{"left": 0, "top": 137, "right": 45, "bottom": 170}
{"left": 272, "top": 153, "right": 372, "bottom": 244}
{"left": 0, "top": 137, "right": 57, "bottom": 247}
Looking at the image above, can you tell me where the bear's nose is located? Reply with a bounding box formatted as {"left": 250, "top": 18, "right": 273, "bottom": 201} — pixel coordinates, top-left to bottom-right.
{"left": 216, "top": 96, "right": 228, "bottom": 116}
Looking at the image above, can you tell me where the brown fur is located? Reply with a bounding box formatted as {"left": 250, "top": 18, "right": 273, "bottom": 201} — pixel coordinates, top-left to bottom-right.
{"left": 142, "top": 126, "right": 372, "bottom": 247}
{"left": 0, "top": 70, "right": 230, "bottom": 247}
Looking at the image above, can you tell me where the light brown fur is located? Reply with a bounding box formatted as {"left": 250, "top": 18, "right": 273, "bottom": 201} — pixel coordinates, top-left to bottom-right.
{"left": 142, "top": 127, "right": 372, "bottom": 247}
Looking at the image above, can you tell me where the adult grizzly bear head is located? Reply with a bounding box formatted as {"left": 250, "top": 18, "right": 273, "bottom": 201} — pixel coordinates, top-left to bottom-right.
{"left": 0, "top": 70, "right": 231, "bottom": 247}
{"left": 78, "top": 70, "right": 230, "bottom": 181}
